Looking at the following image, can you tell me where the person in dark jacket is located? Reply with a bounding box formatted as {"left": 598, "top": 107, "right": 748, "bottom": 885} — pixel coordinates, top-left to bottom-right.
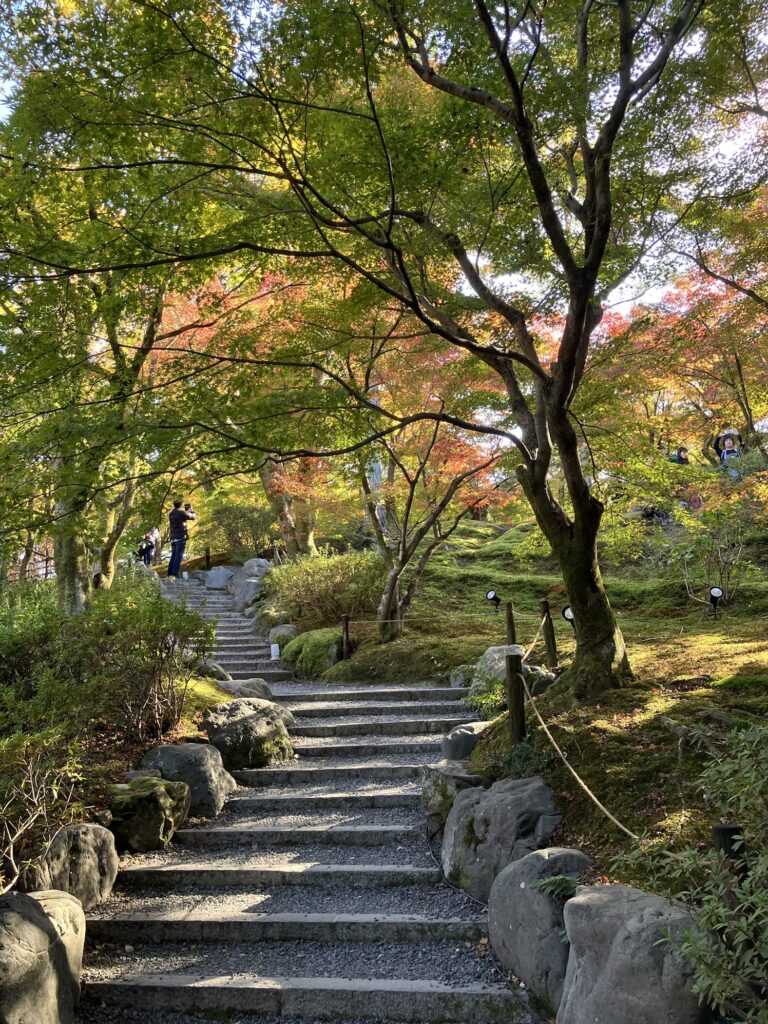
{"left": 167, "top": 500, "right": 196, "bottom": 579}
{"left": 137, "top": 534, "right": 155, "bottom": 566}
{"left": 714, "top": 430, "right": 743, "bottom": 478}
{"left": 668, "top": 446, "right": 690, "bottom": 465}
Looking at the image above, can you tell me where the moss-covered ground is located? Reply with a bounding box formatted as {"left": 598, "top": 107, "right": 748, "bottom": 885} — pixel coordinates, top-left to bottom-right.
{"left": 319, "top": 520, "right": 768, "bottom": 875}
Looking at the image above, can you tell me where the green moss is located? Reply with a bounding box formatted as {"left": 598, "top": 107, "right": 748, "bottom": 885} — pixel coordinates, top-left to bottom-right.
{"left": 283, "top": 628, "right": 343, "bottom": 678}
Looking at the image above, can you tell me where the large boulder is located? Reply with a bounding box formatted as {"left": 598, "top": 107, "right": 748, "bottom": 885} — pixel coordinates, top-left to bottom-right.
{"left": 489, "top": 847, "right": 592, "bottom": 1015}
{"left": 198, "top": 658, "right": 233, "bottom": 682}
{"left": 241, "top": 557, "right": 271, "bottom": 576}
{"left": 441, "top": 720, "right": 493, "bottom": 760}
{"left": 449, "top": 664, "right": 473, "bottom": 688}
{"left": 107, "top": 777, "right": 190, "bottom": 852}
{"left": 269, "top": 623, "right": 298, "bottom": 648}
{"left": 469, "top": 645, "right": 556, "bottom": 701}
{"left": 141, "top": 743, "right": 236, "bottom": 818}
{"left": 0, "top": 889, "right": 84, "bottom": 1024}
{"left": 442, "top": 776, "right": 562, "bottom": 900}
{"left": 216, "top": 677, "right": 273, "bottom": 699}
{"left": 231, "top": 575, "right": 265, "bottom": 613}
{"left": 202, "top": 698, "right": 295, "bottom": 770}
{"left": 558, "top": 885, "right": 703, "bottom": 1024}
{"left": 19, "top": 824, "right": 118, "bottom": 911}
{"left": 421, "top": 761, "right": 488, "bottom": 838}
{"left": 205, "top": 566, "right": 235, "bottom": 590}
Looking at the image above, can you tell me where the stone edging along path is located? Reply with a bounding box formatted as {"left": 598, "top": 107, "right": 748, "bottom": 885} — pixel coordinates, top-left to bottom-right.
{"left": 79, "top": 578, "right": 538, "bottom": 1024}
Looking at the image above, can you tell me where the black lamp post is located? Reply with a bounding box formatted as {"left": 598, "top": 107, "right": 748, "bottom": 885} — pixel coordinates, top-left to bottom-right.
{"left": 486, "top": 589, "right": 502, "bottom": 613}
{"left": 562, "top": 605, "right": 575, "bottom": 631}
{"left": 709, "top": 586, "right": 724, "bottom": 619}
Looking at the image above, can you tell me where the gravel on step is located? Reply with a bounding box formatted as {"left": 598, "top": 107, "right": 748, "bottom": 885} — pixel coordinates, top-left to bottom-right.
{"left": 290, "top": 714, "right": 468, "bottom": 726}
{"left": 117, "top": 841, "right": 430, "bottom": 869}
{"left": 267, "top": 753, "right": 439, "bottom": 770}
{"left": 89, "top": 883, "right": 481, "bottom": 920}
{"left": 77, "top": 1005, "right": 419, "bottom": 1024}
{"left": 292, "top": 734, "right": 443, "bottom": 749}
{"left": 84, "top": 939, "right": 506, "bottom": 986}
{"left": 271, "top": 682, "right": 450, "bottom": 696}
{"left": 214, "top": 805, "right": 423, "bottom": 826}
{"left": 233, "top": 780, "right": 421, "bottom": 798}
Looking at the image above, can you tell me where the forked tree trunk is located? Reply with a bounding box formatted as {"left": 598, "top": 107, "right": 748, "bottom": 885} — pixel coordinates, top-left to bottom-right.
{"left": 18, "top": 530, "right": 35, "bottom": 580}
{"left": 378, "top": 571, "right": 404, "bottom": 643}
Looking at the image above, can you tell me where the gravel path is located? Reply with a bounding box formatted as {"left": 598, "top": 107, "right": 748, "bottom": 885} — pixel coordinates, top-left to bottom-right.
{"left": 115, "top": 841, "right": 431, "bottom": 869}
{"left": 78, "top": 1006, "right": 413, "bottom": 1024}
{"left": 88, "top": 883, "right": 483, "bottom": 920}
{"left": 85, "top": 939, "right": 504, "bottom": 986}
{"left": 255, "top": 754, "right": 438, "bottom": 770}
{"left": 292, "top": 734, "right": 443, "bottom": 749}
{"left": 238, "top": 781, "right": 422, "bottom": 798}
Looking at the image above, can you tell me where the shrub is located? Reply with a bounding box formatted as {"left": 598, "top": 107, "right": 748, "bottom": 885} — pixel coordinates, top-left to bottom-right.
{"left": 265, "top": 550, "right": 387, "bottom": 627}
{"left": 0, "top": 731, "right": 83, "bottom": 894}
{"left": 615, "top": 725, "right": 768, "bottom": 1023}
{"left": 0, "top": 572, "right": 214, "bottom": 741}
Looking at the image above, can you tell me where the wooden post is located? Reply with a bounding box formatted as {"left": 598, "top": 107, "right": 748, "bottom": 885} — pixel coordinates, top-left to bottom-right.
{"left": 712, "top": 824, "right": 747, "bottom": 880}
{"left": 205, "top": 545, "right": 211, "bottom": 570}
{"left": 505, "top": 601, "right": 517, "bottom": 645}
{"left": 540, "top": 599, "right": 559, "bottom": 669}
{"left": 506, "top": 652, "right": 526, "bottom": 744}
{"left": 341, "top": 614, "right": 351, "bottom": 661}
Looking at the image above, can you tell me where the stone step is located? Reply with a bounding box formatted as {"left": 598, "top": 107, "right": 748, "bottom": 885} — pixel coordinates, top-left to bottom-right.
{"left": 234, "top": 764, "right": 426, "bottom": 785}
{"left": 85, "top": 912, "right": 486, "bottom": 944}
{"left": 272, "top": 687, "right": 462, "bottom": 704}
{"left": 174, "top": 825, "right": 421, "bottom": 847}
{"left": 228, "top": 668, "right": 294, "bottom": 681}
{"left": 290, "top": 717, "right": 469, "bottom": 738}
{"left": 214, "top": 659, "right": 282, "bottom": 671}
{"left": 227, "top": 792, "right": 421, "bottom": 812}
{"left": 86, "top": 975, "right": 527, "bottom": 1022}
{"left": 287, "top": 701, "right": 467, "bottom": 720}
{"left": 118, "top": 864, "right": 441, "bottom": 888}
{"left": 294, "top": 739, "right": 442, "bottom": 757}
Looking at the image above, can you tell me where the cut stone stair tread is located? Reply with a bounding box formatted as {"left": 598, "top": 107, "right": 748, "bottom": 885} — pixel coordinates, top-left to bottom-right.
{"left": 85, "top": 912, "right": 487, "bottom": 943}
{"left": 292, "top": 738, "right": 443, "bottom": 755}
{"left": 84, "top": 975, "right": 532, "bottom": 1023}
{"left": 89, "top": 882, "right": 485, "bottom": 920}
{"left": 235, "top": 764, "right": 429, "bottom": 784}
{"left": 289, "top": 718, "right": 470, "bottom": 737}
{"left": 226, "top": 791, "right": 421, "bottom": 808}
{"left": 174, "top": 824, "right": 423, "bottom": 846}
{"left": 281, "top": 701, "right": 468, "bottom": 719}
{"left": 117, "top": 864, "right": 442, "bottom": 887}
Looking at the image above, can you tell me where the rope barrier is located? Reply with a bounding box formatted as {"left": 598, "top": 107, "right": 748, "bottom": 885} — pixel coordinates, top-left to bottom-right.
{"left": 522, "top": 616, "right": 547, "bottom": 661}
{"left": 519, "top": 677, "right": 681, "bottom": 861}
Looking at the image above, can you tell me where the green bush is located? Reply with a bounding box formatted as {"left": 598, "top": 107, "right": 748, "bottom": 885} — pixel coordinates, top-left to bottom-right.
{"left": 0, "top": 572, "right": 214, "bottom": 741}
{"left": 265, "top": 550, "right": 386, "bottom": 626}
{"left": 283, "top": 628, "right": 344, "bottom": 678}
{"left": 616, "top": 725, "right": 768, "bottom": 1023}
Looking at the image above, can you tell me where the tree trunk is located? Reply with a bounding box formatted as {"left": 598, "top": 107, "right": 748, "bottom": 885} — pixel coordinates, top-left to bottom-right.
{"left": 258, "top": 461, "right": 319, "bottom": 559}
{"left": 554, "top": 523, "right": 632, "bottom": 699}
{"left": 517, "top": 393, "right": 632, "bottom": 698}
{"left": 99, "top": 481, "right": 136, "bottom": 590}
{"left": 53, "top": 526, "right": 91, "bottom": 615}
{"left": 18, "top": 530, "right": 35, "bottom": 580}
{"left": 378, "top": 570, "right": 404, "bottom": 643}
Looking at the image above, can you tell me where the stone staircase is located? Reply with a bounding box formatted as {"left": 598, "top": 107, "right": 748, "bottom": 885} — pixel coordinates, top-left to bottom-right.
{"left": 81, "top": 577, "right": 536, "bottom": 1023}
{"left": 163, "top": 576, "right": 293, "bottom": 684}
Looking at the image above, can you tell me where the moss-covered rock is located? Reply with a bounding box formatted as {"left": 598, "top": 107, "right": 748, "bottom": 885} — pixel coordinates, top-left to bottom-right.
{"left": 201, "top": 698, "right": 294, "bottom": 770}
{"left": 421, "top": 760, "right": 488, "bottom": 838}
{"left": 283, "top": 628, "right": 343, "bottom": 678}
{"left": 107, "top": 777, "right": 190, "bottom": 852}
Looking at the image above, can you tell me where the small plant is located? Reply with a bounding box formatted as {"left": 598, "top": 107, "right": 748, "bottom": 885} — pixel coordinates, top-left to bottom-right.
{"left": 535, "top": 874, "right": 578, "bottom": 904}
{"left": 614, "top": 725, "right": 768, "bottom": 1023}
{"left": 478, "top": 739, "right": 547, "bottom": 782}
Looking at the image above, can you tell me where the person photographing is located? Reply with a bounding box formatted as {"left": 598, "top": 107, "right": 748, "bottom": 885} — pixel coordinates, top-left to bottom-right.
{"left": 167, "top": 500, "right": 196, "bottom": 580}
